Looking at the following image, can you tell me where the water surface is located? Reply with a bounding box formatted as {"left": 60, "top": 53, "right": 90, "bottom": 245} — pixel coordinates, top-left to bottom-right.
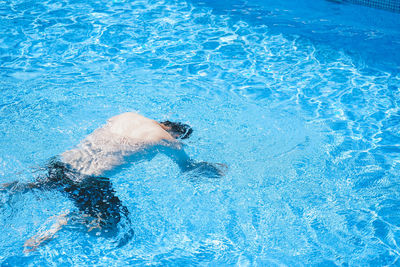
{"left": 1, "top": 0, "right": 400, "bottom": 265}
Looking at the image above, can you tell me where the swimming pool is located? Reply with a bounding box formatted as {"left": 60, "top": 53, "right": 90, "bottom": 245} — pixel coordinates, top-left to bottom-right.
{"left": 1, "top": 0, "right": 400, "bottom": 265}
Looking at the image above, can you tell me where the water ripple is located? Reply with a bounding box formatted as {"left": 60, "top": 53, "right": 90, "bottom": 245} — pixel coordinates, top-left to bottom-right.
{"left": 1, "top": 0, "right": 400, "bottom": 265}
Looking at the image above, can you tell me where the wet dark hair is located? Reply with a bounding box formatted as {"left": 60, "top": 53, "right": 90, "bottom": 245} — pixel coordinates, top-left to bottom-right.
{"left": 160, "top": 121, "right": 193, "bottom": 139}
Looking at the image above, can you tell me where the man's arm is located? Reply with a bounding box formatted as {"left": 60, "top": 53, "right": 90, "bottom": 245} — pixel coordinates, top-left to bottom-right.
{"left": 160, "top": 143, "right": 227, "bottom": 177}
{"left": 0, "top": 180, "right": 42, "bottom": 193}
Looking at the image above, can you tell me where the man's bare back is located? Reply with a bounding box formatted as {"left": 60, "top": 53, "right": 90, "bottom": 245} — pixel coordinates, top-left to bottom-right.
{"left": 61, "top": 112, "right": 178, "bottom": 176}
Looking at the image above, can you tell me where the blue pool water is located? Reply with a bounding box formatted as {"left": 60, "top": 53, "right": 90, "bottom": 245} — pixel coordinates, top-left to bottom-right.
{"left": 1, "top": 0, "right": 400, "bottom": 265}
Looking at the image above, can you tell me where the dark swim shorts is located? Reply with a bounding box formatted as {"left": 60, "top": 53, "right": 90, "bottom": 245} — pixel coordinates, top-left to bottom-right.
{"left": 41, "top": 158, "right": 129, "bottom": 229}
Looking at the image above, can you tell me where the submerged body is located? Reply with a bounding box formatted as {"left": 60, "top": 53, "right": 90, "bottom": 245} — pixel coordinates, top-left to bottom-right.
{"left": 24, "top": 112, "right": 178, "bottom": 251}
{"left": 2, "top": 112, "right": 224, "bottom": 252}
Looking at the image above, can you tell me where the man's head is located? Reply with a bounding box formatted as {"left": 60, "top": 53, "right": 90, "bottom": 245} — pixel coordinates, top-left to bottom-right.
{"left": 160, "top": 121, "right": 193, "bottom": 139}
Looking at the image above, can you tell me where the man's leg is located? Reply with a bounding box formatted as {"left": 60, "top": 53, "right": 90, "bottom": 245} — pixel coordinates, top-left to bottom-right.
{"left": 24, "top": 213, "right": 69, "bottom": 253}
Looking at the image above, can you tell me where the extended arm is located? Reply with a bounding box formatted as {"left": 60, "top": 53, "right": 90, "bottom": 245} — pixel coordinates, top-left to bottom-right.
{"left": 160, "top": 143, "right": 227, "bottom": 177}
{"left": 0, "top": 180, "right": 43, "bottom": 194}
{"left": 161, "top": 145, "right": 196, "bottom": 172}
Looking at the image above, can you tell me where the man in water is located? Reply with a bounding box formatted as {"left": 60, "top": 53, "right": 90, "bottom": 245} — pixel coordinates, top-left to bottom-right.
{"left": 2, "top": 112, "right": 225, "bottom": 251}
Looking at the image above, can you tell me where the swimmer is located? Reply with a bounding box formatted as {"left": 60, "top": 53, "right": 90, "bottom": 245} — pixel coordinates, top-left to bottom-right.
{"left": 1, "top": 112, "right": 226, "bottom": 252}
